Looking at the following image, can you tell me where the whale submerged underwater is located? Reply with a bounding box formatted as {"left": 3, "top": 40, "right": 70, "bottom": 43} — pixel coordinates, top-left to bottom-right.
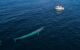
{"left": 14, "top": 27, "right": 44, "bottom": 41}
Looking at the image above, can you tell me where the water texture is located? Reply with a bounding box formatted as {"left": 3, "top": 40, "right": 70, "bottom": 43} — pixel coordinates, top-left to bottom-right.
{"left": 0, "top": 0, "right": 80, "bottom": 50}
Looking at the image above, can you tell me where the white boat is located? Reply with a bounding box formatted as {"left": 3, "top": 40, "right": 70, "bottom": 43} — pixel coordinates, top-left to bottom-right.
{"left": 55, "top": 5, "right": 64, "bottom": 12}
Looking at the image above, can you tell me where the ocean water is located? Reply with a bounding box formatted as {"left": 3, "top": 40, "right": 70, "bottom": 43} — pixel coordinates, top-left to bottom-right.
{"left": 0, "top": 0, "right": 80, "bottom": 50}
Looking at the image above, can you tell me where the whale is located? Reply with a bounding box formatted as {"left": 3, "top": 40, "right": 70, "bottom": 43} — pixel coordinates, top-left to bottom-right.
{"left": 14, "top": 27, "right": 44, "bottom": 41}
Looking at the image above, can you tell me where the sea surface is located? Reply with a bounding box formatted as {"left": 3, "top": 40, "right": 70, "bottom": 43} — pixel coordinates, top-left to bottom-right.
{"left": 0, "top": 0, "right": 80, "bottom": 50}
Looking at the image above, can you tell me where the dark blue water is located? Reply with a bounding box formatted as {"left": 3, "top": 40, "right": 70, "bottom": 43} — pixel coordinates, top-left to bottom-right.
{"left": 0, "top": 0, "right": 80, "bottom": 50}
